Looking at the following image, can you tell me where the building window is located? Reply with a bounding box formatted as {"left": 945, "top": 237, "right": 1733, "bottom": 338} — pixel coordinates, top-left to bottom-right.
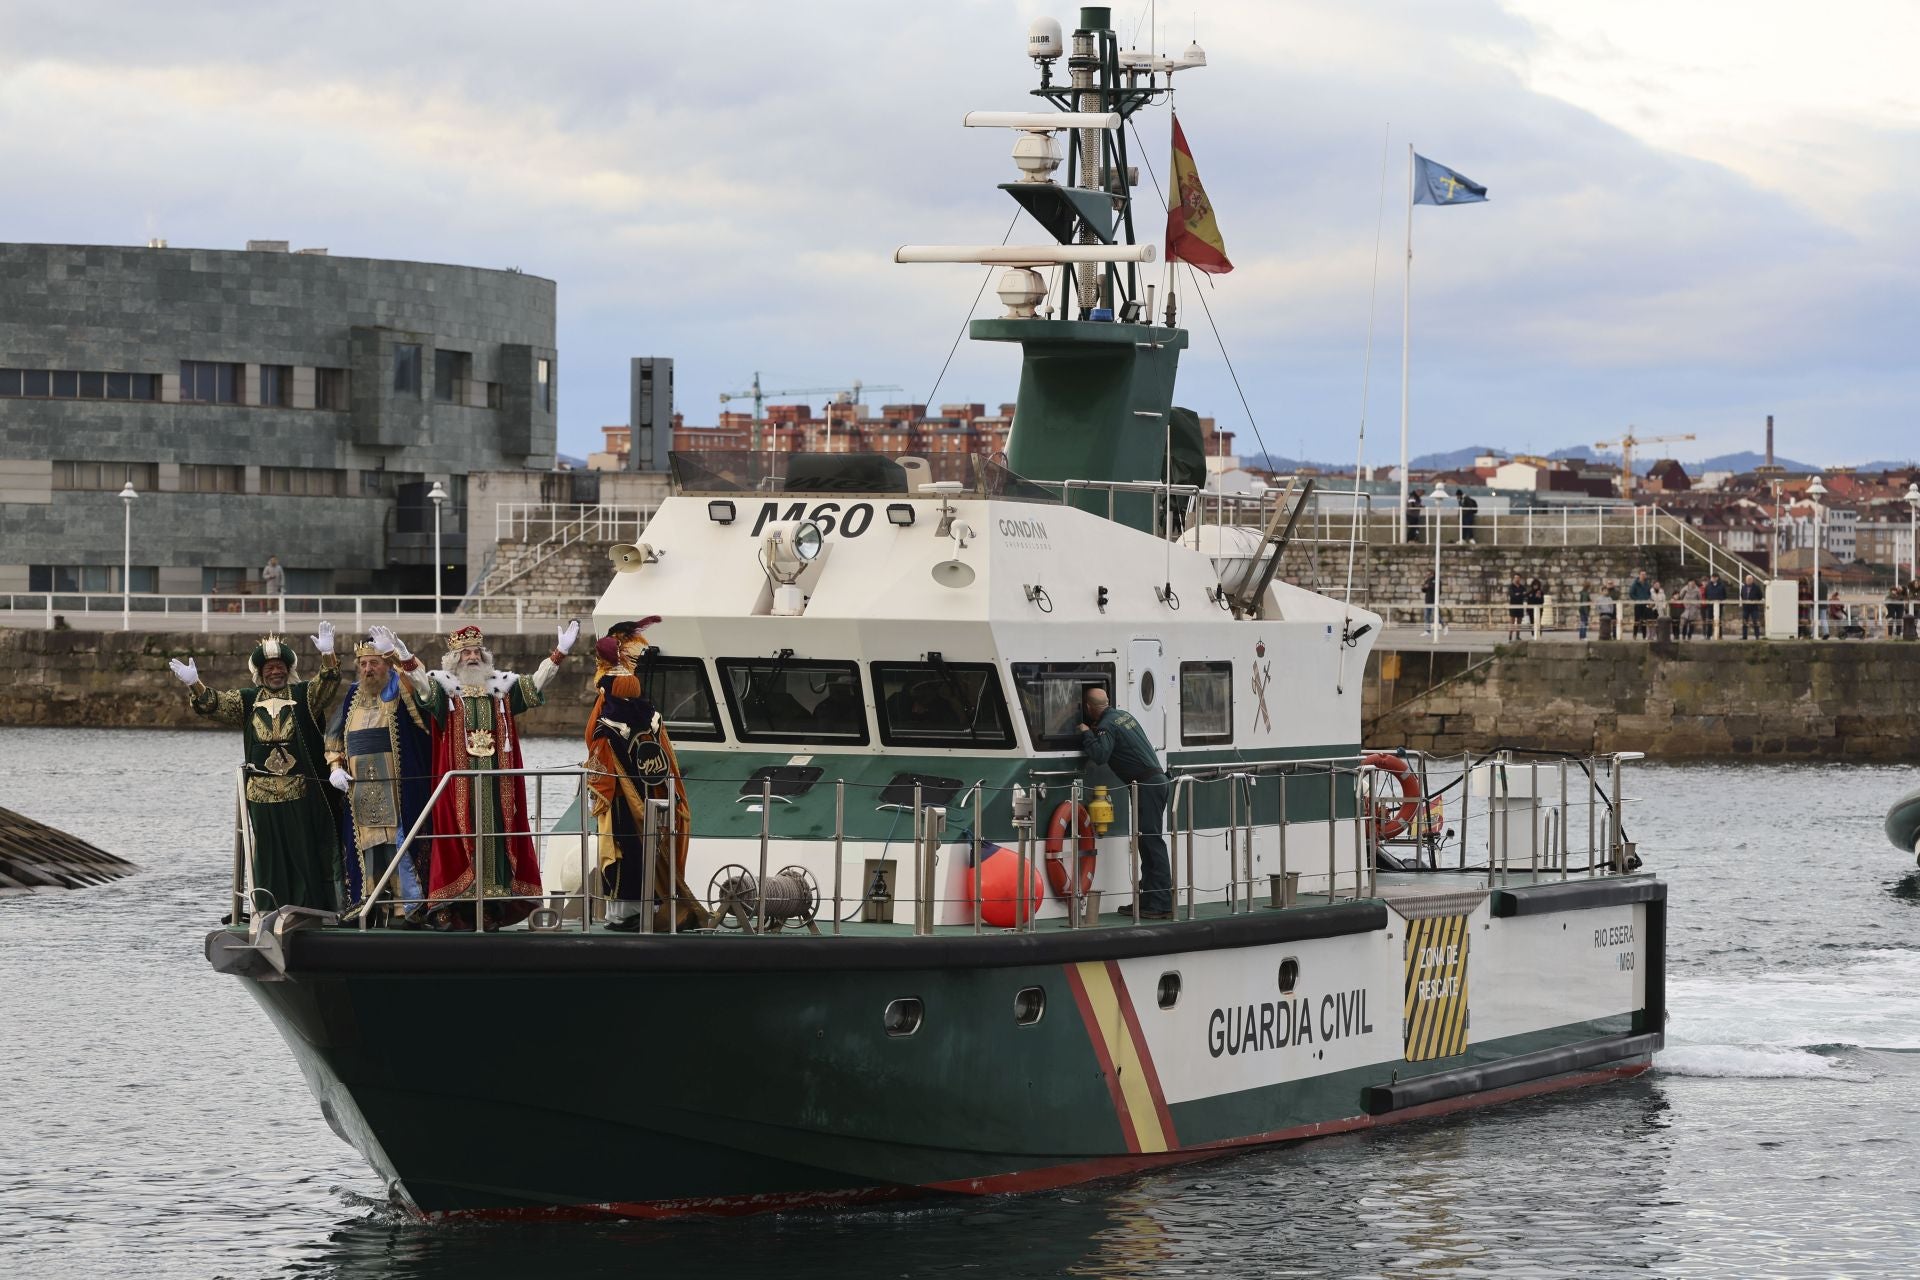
{"left": 486, "top": 381, "right": 502, "bottom": 409}
{"left": 179, "top": 464, "right": 245, "bottom": 494}
{"left": 51, "top": 461, "right": 158, "bottom": 491}
{"left": 201, "top": 566, "right": 250, "bottom": 593}
{"left": 433, "top": 349, "right": 469, "bottom": 404}
{"left": 180, "top": 361, "right": 240, "bottom": 404}
{"left": 393, "top": 344, "right": 422, "bottom": 396}
{"left": 51, "top": 371, "right": 79, "bottom": 398}
{"left": 1179, "top": 660, "right": 1234, "bottom": 744}
{"left": 315, "top": 367, "right": 349, "bottom": 410}
{"left": 22, "top": 370, "right": 50, "bottom": 396}
{"left": 30, "top": 564, "right": 155, "bottom": 593}
{"left": 260, "top": 365, "right": 292, "bottom": 407}
{"left": 79, "top": 372, "right": 105, "bottom": 398}
{"left": 535, "top": 357, "right": 552, "bottom": 411}
{"left": 261, "top": 466, "right": 342, "bottom": 497}
{"left": 0, "top": 369, "right": 156, "bottom": 400}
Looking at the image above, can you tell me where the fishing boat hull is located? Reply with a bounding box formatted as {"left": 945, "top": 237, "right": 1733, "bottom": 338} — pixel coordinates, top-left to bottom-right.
{"left": 207, "top": 877, "right": 1664, "bottom": 1219}
{"left": 1887, "top": 786, "right": 1920, "bottom": 861}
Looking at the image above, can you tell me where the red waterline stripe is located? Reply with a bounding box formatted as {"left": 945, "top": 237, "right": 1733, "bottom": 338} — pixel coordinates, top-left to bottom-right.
{"left": 1062, "top": 961, "right": 1143, "bottom": 1154}
{"left": 1105, "top": 959, "right": 1179, "bottom": 1149}
{"left": 927, "top": 1061, "right": 1649, "bottom": 1197}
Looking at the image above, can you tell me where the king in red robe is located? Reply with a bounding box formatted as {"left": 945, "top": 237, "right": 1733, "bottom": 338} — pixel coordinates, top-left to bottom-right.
{"left": 404, "top": 620, "right": 578, "bottom": 929}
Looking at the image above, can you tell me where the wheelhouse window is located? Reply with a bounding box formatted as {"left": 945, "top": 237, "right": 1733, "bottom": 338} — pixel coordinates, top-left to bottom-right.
{"left": 718, "top": 658, "right": 868, "bottom": 745}
{"left": 631, "top": 656, "right": 723, "bottom": 742}
{"left": 1011, "top": 662, "right": 1116, "bottom": 751}
{"left": 871, "top": 660, "right": 1015, "bottom": 749}
{"left": 1179, "top": 660, "right": 1234, "bottom": 745}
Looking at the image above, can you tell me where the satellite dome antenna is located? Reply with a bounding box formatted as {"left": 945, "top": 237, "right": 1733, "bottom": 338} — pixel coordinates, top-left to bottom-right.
{"left": 1027, "top": 16, "right": 1063, "bottom": 87}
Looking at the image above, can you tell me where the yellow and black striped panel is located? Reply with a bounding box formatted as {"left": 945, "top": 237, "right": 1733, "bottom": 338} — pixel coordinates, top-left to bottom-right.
{"left": 1403, "top": 913, "right": 1470, "bottom": 1061}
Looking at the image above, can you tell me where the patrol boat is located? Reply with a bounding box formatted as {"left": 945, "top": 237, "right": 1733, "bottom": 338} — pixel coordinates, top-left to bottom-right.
{"left": 206, "top": 8, "right": 1666, "bottom": 1219}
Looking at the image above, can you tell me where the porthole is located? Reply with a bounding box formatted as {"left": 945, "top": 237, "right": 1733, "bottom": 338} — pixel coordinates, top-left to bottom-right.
{"left": 1278, "top": 958, "right": 1299, "bottom": 993}
{"left": 1157, "top": 971, "right": 1181, "bottom": 1009}
{"left": 1014, "top": 986, "right": 1046, "bottom": 1026}
{"left": 1140, "top": 670, "right": 1157, "bottom": 706}
{"left": 884, "top": 997, "right": 923, "bottom": 1038}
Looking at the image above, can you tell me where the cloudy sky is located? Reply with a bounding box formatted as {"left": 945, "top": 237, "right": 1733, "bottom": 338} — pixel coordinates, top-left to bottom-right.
{"left": 3, "top": 1, "right": 1915, "bottom": 467}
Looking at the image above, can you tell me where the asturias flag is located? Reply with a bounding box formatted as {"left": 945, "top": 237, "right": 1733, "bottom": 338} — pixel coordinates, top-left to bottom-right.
{"left": 1166, "top": 117, "right": 1232, "bottom": 273}
{"left": 1413, "top": 154, "right": 1487, "bottom": 206}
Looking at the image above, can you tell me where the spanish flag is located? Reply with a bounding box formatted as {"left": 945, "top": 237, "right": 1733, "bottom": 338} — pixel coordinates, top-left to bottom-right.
{"left": 1166, "top": 117, "right": 1232, "bottom": 273}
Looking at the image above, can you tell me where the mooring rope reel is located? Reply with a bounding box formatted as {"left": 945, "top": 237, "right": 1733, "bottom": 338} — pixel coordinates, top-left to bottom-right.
{"left": 706, "top": 863, "right": 821, "bottom": 934}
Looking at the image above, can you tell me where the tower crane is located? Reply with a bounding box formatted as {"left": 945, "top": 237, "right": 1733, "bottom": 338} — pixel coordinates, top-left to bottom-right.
{"left": 1593, "top": 427, "right": 1696, "bottom": 499}
{"left": 718, "top": 373, "right": 906, "bottom": 450}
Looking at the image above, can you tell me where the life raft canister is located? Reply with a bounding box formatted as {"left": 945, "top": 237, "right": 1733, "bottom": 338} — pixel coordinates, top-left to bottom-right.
{"left": 1362, "top": 752, "right": 1422, "bottom": 841}
{"left": 1043, "top": 800, "right": 1098, "bottom": 896}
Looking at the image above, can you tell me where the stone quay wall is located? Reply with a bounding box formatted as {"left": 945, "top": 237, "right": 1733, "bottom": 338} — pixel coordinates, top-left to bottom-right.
{"left": 0, "top": 627, "right": 598, "bottom": 737}
{"left": 1364, "top": 639, "right": 1920, "bottom": 760}
{"left": 1354, "top": 544, "right": 1754, "bottom": 611}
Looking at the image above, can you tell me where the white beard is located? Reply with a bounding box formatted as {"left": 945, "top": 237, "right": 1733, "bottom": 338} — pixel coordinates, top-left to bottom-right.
{"left": 430, "top": 652, "right": 518, "bottom": 698}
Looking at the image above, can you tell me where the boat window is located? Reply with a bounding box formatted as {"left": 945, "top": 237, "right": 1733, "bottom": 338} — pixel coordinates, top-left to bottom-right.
{"left": 1157, "top": 972, "right": 1181, "bottom": 1009}
{"left": 717, "top": 658, "right": 869, "bottom": 745}
{"left": 884, "top": 997, "right": 924, "bottom": 1038}
{"left": 630, "top": 655, "right": 724, "bottom": 742}
{"left": 1010, "top": 662, "right": 1116, "bottom": 751}
{"left": 1179, "top": 660, "right": 1234, "bottom": 745}
{"left": 1013, "top": 987, "right": 1046, "bottom": 1026}
{"left": 871, "top": 660, "right": 1016, "bottom": 749}
{"left": 1278, "top": 958, "right": 1299, "bottom": 993}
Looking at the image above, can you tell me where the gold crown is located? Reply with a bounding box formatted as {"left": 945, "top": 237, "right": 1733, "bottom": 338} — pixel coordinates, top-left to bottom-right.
{"left": 447, "top": 624, "right": 486, "bottom": 650}
{"left": 353, "top": 641, "right": 383, "bottom": 659}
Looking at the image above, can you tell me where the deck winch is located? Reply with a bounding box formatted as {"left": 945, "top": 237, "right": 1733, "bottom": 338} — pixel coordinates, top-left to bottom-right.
{"left": 706, "top": 864, "right": 822, "bottom": 934}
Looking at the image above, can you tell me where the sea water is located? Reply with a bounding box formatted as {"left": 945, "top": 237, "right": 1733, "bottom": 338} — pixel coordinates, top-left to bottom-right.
{"left": 3, "top": 730, "right": 1918, "bottom": 1278}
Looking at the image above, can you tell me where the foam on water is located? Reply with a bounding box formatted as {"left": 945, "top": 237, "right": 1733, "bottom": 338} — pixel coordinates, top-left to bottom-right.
{"left": 1655, "top": 1043, "right": 1872, "bottom": 1081}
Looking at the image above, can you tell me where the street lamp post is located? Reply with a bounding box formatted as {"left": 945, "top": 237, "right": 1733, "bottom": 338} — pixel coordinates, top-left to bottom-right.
{"left": 119, "top": 481, "right": 138, "bottom": 631}
{"left": 1807, "top": 475, "right": 1827, "bottom": 639}
{"left": 428, "top": 481, "right": 449, "bottom": 635}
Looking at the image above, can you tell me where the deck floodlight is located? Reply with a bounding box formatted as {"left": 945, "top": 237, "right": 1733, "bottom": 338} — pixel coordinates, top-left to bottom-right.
{"left": 886, "top": 503, "right": 915, "bottom": 527}
{"left": 708, "top": 499, "right": 737, "bottom": 525}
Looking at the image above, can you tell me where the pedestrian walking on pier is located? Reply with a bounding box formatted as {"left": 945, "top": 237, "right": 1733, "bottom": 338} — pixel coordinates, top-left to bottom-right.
{"left": 1506, "top": 574, "right": 1527, "bottom": 642}
{"left": 1421, "top": 571, "right": 1436, "bottom": 630}
{"left": 1577, "top": 582, "right": 1592, "bottom": 640}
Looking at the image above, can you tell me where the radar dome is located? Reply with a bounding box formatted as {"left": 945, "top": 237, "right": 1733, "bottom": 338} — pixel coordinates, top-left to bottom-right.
{"left": 1177, "top": 40, "right": 1208, "bottom": 68}
{"left": 1027, "top": 17, "right": 1064, "bottom": 59}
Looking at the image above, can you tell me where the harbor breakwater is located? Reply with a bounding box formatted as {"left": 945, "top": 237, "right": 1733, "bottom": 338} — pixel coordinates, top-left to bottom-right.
{"left": 5, "top": 627, "right": 1916, "bottom": 760}
{"left": 1364, "top": 639, "right": 1920, "bottom": 760}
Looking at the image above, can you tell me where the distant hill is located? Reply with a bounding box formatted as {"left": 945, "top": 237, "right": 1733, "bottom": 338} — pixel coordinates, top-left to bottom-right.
{"left": 1407, "top": 445, "right": 1502, "bottom": 471}
{"left": 1691, "top": 451, "right": 1819, "bottom": 474}
{"left": 1851, "top": 459, "right": 1920, "bottom": 474}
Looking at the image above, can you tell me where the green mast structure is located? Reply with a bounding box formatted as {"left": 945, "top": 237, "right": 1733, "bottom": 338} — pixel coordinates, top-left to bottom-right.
{"left": 904, "top": 7, "right": 1207, "bottom": 532}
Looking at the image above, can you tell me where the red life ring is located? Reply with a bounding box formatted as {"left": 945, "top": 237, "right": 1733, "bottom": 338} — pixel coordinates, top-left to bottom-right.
{"left": 1043, "top": 800, "right": 1098, "bottom": 897}
{"left": 1362, "top": 752, "right": 1422, "bottom": 841}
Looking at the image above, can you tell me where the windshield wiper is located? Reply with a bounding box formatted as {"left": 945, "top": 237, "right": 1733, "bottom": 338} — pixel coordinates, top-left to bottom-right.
{"left": 927, "top": 650, "right": 981, "bottom": 741}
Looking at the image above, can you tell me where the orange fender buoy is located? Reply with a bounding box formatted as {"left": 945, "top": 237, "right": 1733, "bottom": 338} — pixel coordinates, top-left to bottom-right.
{"left": 1043, "top": 800, "right": 1098, "bottom": 897}
{"left": 1362, "top": 752, "right": 1422, "bottom": 841}
{"left": 972, "top": 846, "right": 1045, "bottom": 928}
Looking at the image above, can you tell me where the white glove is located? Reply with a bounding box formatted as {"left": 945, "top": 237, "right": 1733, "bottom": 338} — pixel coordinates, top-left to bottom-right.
{"left": 369, "top": 625, "right": 395, "bottom": 654}
{"left": 329, "top": 767, "right": 351, "bottom": 792}
{"left": 168, "top": 657, "right": 199, "bottom": 686}
{"left": 556, "top": 619, "right": 580, "bottom": 655}
{"left": 312, "top": 620, "right": 335, "bottom": 655}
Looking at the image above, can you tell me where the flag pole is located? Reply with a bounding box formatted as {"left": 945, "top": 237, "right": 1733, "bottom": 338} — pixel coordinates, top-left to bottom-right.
{"left": 1399, "top": 144, "right": 1413, "bottom": 545}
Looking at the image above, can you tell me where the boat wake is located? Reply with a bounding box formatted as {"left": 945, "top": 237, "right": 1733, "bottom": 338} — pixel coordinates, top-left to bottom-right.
{"left": 1655, "top": 947, "right": 1920, "bottom": 1082}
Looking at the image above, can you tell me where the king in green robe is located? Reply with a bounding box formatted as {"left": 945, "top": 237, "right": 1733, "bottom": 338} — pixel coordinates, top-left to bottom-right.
{"left": 173, "top": 628, "right": 344, "bottom": 916}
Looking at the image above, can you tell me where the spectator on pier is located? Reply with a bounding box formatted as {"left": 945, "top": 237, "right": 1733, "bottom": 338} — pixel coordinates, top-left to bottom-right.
{"left": 1079, "top": 687, "right": 1171, "bottom": 920}
{"left": 1526, "top": 578, "right": 1546, "bottom": 636}
{"left": 1576, "top": 582, "right": 1592, "bottom": 640}
{"left": 1595, "top": 581, "right": 1618, "bottom": 641}
{"left": 1406, "top": 489, "right": 1424, "bottom": 544}
{"left": 1421, "top": 571, "right": 1436, "bottom": 630}
{"left": 1629, "top": 571, "right": 1653, "bottom": 638}
{"left": 1457, "top": 489, "right": 1478, "bottom": 542}
{"left": 1650, "top": 581, "right": 1669, "bottom": 637}
{"left": 262, "top": 555, "right": 285, "bottom": 599}
{"left": 1704, "top": 575, "right": 1729, "bottom": 638}
{"left": 1506, "top": 574, "right": 1527, "bottom": 642}
{"left": 1740, "top": 573, "right": 1764, "bottom": 639}
{"left": 1678, "top": 580, "right": 1703, "bottom": 640}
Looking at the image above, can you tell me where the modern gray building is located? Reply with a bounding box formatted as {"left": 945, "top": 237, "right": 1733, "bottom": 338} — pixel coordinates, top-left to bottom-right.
{"left": 0, "top": 241, "right": 558, "bottom": 599}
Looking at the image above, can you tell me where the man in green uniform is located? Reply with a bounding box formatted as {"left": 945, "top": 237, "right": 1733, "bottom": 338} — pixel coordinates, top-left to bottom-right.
{"left": 1078, "top": 686, "right": 1172, "bottom": 919}
{"left": 170, "top": 626, "right": 344, "bottom": 916}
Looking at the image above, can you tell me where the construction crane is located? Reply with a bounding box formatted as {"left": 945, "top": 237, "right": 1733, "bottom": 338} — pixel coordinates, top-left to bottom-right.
{"left": 1593, "top": 427, "right": 1696, "bottom": 499}
{"left": 719, "top": 373, "right": 906, "bottom": 449}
